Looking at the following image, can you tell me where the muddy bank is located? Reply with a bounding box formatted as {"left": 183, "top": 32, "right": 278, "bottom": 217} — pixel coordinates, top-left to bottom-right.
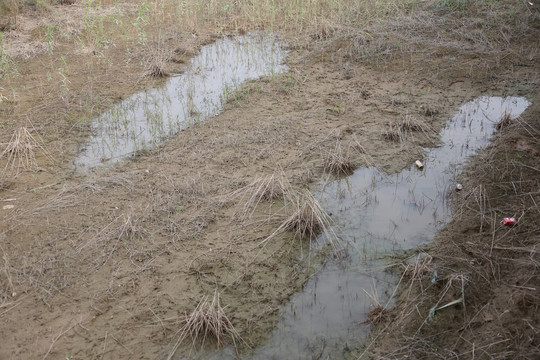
{"left": 364, "top": 92, "right": 540, "bottom": 360}
{"left": 246, "top": 96, "right": 530, "bottom": 360}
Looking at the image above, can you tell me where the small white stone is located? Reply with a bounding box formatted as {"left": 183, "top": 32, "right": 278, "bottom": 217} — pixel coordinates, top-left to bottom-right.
{"left": 456, "top": 184, "right": 463, "bottom": 191}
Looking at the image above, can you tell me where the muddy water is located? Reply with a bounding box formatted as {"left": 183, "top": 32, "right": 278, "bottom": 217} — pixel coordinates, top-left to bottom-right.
{"left": 74, "top": 33, "right": 288, "bottom": 170}
{"left": 240, "top": 96, "right": 530, "bottom": 359}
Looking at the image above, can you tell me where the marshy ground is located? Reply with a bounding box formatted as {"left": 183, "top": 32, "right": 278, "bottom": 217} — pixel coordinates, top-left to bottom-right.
{"left": 0, "top": 1, "right": 539, "bottom": 359}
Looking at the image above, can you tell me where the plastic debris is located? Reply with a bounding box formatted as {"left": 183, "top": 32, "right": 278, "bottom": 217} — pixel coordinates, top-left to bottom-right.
{"left": 415, "top": 160, "right": 424, "bottom": 169}
{"left": 502, "top": 217, "right": 516, "bottom": 226}
{"left": 427, "top": 297, "right": 463, "bottom": 323}
{"left": 456, "top": 184, "right": 463, "bottom": 191}
{"left": 431, "top": 270, "right": 438, "bottom": 284}
{"left": 2, "top": 205, "right": 15, "bottom": 210}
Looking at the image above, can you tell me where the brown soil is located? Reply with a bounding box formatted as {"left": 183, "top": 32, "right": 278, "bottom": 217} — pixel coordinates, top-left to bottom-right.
{"left": 0, "top": 1, "right": 539, "bottom": 359}
{"left": 363, "top": 93, "right": 540, "bottom": 360}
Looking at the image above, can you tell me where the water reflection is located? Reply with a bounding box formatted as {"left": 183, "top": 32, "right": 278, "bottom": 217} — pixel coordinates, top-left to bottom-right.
{"left": 247, "top": 96, "right": 530, "bottom": 359}
{"left": 74, "top": 33, "right": 288, "bottom": 170}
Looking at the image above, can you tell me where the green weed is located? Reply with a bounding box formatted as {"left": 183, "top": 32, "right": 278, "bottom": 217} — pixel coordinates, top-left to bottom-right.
{"left": 0, "top": 33, "right": 14, "bottom": 78}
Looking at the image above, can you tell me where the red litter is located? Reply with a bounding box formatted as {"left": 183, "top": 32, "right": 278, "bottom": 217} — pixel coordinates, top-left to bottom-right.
{"left": 502, "top": 217, "right": 516, "bottom": 226}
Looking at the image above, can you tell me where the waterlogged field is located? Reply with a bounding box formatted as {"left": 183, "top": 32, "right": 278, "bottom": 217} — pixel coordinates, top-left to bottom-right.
{"left": 0, "top": 1, "right": 539, "bottom": 359}
{"left": 244, "top": 96, "right": 530, "bottom": 360}
{"left": 75, "top": 33, "right": 288, "bottom": 170}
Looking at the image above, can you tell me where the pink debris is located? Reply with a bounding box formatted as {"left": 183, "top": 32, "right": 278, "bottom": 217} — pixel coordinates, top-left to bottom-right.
{"left": 502, "top": 217, "right": 516, "bottom": 226}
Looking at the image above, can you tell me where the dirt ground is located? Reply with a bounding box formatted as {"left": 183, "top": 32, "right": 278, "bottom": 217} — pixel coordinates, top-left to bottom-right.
{"left": 362, "top": 95, "right": 540, "bottom": 360}
{"left": 0, "top": 1, "right": 539, "bottom": 359}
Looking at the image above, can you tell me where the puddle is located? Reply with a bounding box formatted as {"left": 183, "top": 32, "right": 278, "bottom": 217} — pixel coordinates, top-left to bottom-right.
{"left": 74, "top": 33, "right": 288, "bottom": 170}
{"left": 213, "top": 96, "right": 530, "bottom": 359}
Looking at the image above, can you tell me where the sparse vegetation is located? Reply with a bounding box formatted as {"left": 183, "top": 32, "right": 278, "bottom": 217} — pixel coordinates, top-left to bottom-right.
{"left": 259, "top": 188, "right": 340, "bottom": 253}
{"left": 383, "top": 121, "right": 404, "bottom": 143}
{"left": 496, "top": 111, "right": 512, "bottom": 130}
{"left": 365, "top": 105, "right": 540, "bottom": 359}
{"left": 384, "top": 114, "right": 436, "bottom": 143}
{"left": 324, "top": 140, "right": 355, "bottom": 176}
{"left": 168, "top": 290, "right": 242, "bottom": 358}
{"left": 223, "top": 173, "right": 287, "bottom": 220}
{"left": 0, "top": 0, "right": 538, "bottom": 359}
{"left": 0, "top": 126, "right": 49, "bottom": 178}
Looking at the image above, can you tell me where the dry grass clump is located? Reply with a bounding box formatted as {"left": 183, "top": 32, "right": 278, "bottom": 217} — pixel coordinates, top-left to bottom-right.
{"left": 283, "top": 189, "right": 329, "bottom": 240}
{"left": 142, "top": 41, "right": 171, "bottom": 78}
{"left": 145, "top": 60, "right": 167, "bottom": 78}
{"left": 458, "top": 184, "right": 490, "bottom": 232}
{"left": 403, "top": 253, "right": 433, "bottom": 282}
{"left": 220, "top": 173, "right": 288, "bottom": 220}
{"left": 167, "top": 290, "right": 241, "bottom": 358}
{"left": 400, "top": 114, "right": 434, "bottom": 135}
{"left": 237, "top": 174, "right": 286, "bottom": 218}
{"left": 495, "top": 111, "right": 512, "bottom": 130}
{"left": 260, "top": 189, "right": 340, "bottom": 251}
{"left": 0, "top": 126, "right": 49, "bottom": 178}
{"left": 383, "top": 121, "right": 404, "bottom": 142}
{"left": 324, "top": 140, "right": 355, "bottom": 176}
{"left": 422, "top": 104, "right": 440, "bottom": 117}
{"left": 402, "top": 253, "right": 434, "bottom": 296}
{"left": 363, "top": 285, "right": 388, "bottom": 325}
{"left": 118, "top": 213, "right": 148, "bottom": 241}
{"left": 366, "top": 304, "right": 388, "bottom": 325}
{"left": 383, "top": 115, "right": 435, "bottom": 143}
{"left": 239, "top": 174, "right": 286, "bottom": 202}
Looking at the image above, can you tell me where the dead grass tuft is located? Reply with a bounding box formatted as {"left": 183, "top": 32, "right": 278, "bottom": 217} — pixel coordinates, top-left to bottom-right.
{"left": 422, "top": 104, "right": 440, "bottom": 117}
{"left": 403, "top": 253, "right": 433, "bottom": 282}
{"left": 366, "top": 305, "right": 388, "bottom": 325}
{"left": 220, "top": 173, "right": 288, "bottom": 220}
{"left": 142, "top": 40, "right": 170, "bottom": 78}
{"left": 167, "top": 290, "right": 242, "bottom": 358}
{"left": 400, "top": 114, "right": 434, "bottom": 134}
{"left": 458, "top": 184, "right": 491, "bottom": 232}
{"left": 383, "top": 121, "right": 404, "bottom": 142}
{"left": 363, "top": 283, "right": 388, "bottom": 325}
{"left": 383, "top": 115, "right": 435, "bottom": 143}
{"left": 0, "top": 126, "right": 50, "bottom": 178}
{"left": 237, "top": 174, "right": 287, "bottom": 219}
{"left": 283, "top": 189, "right": 328, "bottom": 240}
{"left": 118, "top": 213, "right": 148, "bottom": 241}
{"left": 324, "top": 140, "right": 355, "bottom": 176}
{"left": 495, "top": 111, "right": 512, "bottom": 131}
{"left": 402, "top": 253, "right": 434, "bottom": 296}
{"left": 259, "top": 188, "right": 340, "bottom": 252}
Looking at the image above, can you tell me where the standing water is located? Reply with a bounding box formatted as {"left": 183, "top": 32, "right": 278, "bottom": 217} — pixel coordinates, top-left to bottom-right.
{"left": 74, "top": 33, "right": 288, "bottom": 170}
{"left": 234, "top": 96, "right": 529, "bottom": 359}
